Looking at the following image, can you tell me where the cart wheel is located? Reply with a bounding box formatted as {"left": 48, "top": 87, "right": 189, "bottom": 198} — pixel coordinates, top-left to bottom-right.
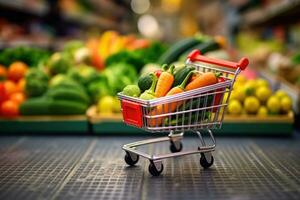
{"left": 148, "top": 162, "right": 164, "bottom": 176}
{"left": 124, "top": 152, "right": 139, "bottom": 166}
{"left": 170, "top": 141, "right": 183, "bottom": 153}
{"left": 200, "top": 153, "right": 214, "bottom": 169}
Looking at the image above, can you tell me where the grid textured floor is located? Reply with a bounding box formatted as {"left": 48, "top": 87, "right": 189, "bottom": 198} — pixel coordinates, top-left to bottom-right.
{"left": 0, "top": 136, "right": 299, "bottom": 200}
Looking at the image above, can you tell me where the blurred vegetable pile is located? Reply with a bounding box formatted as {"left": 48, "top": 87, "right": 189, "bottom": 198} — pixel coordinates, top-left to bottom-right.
{"left": 227, "top": 75, "right": 293, "bottom": 116}
{"left": 0, "top": 30, "right": 167, "bottom": 117}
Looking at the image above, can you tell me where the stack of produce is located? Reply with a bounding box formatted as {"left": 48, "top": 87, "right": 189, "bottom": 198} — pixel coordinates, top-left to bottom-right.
{"left": 87, "top": 31, "right": 167, "bottom": 114}
{"left": 0, "top": 62, "right": 28, "bottom": 117}
{"left": 121, "top": 64, "right": 225, "bottom": 126}
{"left": 86, "top": 30, "right": 162, "bottom": 71}
{"left": 227, "top": 75, "right": 293, "bottom": 116}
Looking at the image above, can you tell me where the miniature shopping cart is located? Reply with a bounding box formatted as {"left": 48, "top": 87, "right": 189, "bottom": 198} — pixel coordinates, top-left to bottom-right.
{"left": 118, "top": 50, "right": 248, "bottom": 176}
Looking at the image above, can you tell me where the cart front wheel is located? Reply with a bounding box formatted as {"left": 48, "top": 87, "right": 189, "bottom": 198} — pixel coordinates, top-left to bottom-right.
{"left": 148, "top": 162, "right": 164, "bottom": 176}
{"left": 170, "top": 141, "right": 183, "bottom": 153}
{"left": 124, "top": 152, "right": 139, "bottom": 166}
{"left": 200, "top": 153, "right": 214, "bottom": 169}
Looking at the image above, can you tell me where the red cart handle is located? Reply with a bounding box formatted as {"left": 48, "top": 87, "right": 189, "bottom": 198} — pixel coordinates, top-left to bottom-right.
{"left": 187, "top": 50, "right": 249, "bottom": 70}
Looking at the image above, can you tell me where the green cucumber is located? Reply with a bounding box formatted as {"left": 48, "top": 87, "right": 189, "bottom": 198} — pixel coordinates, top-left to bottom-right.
{"left": 180, "top": 40, "right": 221, "bottom": 61}
{"left": 20, "top": 97, "right": 52, "bottom": 115}
{"left": 46, "top": 87, "right": 90, "bottom": 104}
{"left": 165, "top": 112, "right": 211, "bottom": 126}
{"left": 158, "top": 37, "right": 202, "bottom": 65}
{"left": 49, "top": 100, "right": 88, "bottom": 115}
{"left": 138, "top": 73, "right": 153, "bottom": 92}
{"left": 172, "top": 65, "right": 195, "bottom": 87}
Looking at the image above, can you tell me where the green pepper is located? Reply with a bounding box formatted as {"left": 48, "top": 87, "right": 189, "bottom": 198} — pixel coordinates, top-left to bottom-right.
{"left": 172, "top": 65, "right": 195, "bottom": 87}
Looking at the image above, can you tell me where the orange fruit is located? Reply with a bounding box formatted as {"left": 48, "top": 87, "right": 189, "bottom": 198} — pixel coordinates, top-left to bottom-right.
{"left": 10, "top": 92, "right": 26, "bottom": 104}
{"left": 4, "top": 80, "right": 18, "bottom": 96}
{"left": 17, "top": 78, "right": 26, "bottom": 92}
{"left": 0, "top": 65, "right": 7, "bottom": 80}
{"left": 0, "top": 100, "right": 19, "bottom": 117}
{"left": 8, "top": 61, "right": 28, "bottom": 82}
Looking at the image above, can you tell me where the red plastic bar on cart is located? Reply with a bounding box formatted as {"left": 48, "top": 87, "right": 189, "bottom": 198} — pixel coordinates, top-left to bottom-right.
{"left": 121, "top": 99, "right": 143, "bottom": 128}
{"left": 187, "top": 50, "right": 249, "bottom": 70}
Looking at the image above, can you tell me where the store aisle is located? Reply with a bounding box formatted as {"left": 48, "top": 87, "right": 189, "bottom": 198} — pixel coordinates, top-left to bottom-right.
{"left": 0, "top": 136, "right": 299, "bottom": 200}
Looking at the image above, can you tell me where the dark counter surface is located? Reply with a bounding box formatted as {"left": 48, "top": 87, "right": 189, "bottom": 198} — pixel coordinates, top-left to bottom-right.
{"left": 0, "top": 135, "right": 299, "bottom": 200}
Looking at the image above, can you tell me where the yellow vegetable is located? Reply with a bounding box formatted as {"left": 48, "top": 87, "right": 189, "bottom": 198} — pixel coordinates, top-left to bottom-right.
{"left": 228, "top": 100, "right": 242, "bottom": 115}
{"left": 255, "top": 86, "right": 272, "bottom": 102}
{"left": 267, "top": 96, "right": 280, "bottom": 114}
{"left": 244, "top": 96, "right": 260, "bottom": 114}
{"left": 280, "top": 96, "right": 292, "bottom": 113}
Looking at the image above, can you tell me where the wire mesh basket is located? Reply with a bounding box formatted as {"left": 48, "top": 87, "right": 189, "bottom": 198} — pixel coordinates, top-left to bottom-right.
{"left": 118, "top": 50, "right": 248, "bottom": 133}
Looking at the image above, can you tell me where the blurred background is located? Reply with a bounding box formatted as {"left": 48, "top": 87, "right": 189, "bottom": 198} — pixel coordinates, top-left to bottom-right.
{"left": 0, "top": 0, "right": 300, "bottom": 136}
{"left": 1, "top": 1, "right": 300, "bottom": 200}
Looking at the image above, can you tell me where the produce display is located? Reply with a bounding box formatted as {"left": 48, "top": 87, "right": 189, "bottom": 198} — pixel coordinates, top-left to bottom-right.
{"left": 0, "top": 31, "right": 167, "bottom": 117}
{"left": 227, "top": 75, "right": 293, "bottom": 116}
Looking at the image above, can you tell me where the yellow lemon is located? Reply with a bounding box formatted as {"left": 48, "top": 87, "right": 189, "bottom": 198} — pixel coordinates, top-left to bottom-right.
{"left": 244, "top": 96, "right": 260, "bottom": 114}
{"left": 235, "top": 86, "right": 246, "bottom": 102}
{"left": 267, "top": 96, "right": 280, "bottom": 114}
{"left": 255, "top": 86, "right": 272, "bottom": 102}
{"left": 257, "top": 106, "right": 268, "bottom": 116}
{"left": 228, "top": 99, "right": 242, "bottom": 115}
{"left": 280, "top": 96, "right": 292, "bottom": 113}
{"left": 243, "top": 80, "right": 256, "bottom": 96}
{"left": 275, "top": 90, "right": 288, "bottom": 100}
{"left": 229, "top": 90, "right": 238, "bottom": 100}
{"left": 256, "top": 78, "right": 269, "bottom": 88}
{"left": 236, "top": 74, "right": 247, "bottom": 84}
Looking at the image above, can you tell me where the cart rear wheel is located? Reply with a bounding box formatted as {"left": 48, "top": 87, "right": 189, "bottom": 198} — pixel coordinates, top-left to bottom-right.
{"left": 170, "top": 141, "right": 183, "bottom": 153}
{"left": 124, "top": 152, "right": 139, "bottom": 166}
{"left": 200, "top": 153, "right": 214, "bottom": 169}
{"left": 148, "top": 162, "right": 164, "bottom": 176}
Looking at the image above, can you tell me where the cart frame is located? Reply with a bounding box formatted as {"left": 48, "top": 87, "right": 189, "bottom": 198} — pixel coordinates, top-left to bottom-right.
{"left": 118, "top": 50, "right": 249, "bottom": 176}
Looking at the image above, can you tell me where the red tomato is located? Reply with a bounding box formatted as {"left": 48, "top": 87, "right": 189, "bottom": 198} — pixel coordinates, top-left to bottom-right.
{"left": 0, "top": 65, "right": 7, "bottom": 80}
{"left": 1, "top": 100, "right": 19, "bottom": 117}
{"left": 8, "top": 61, "right": 28, "bottom": 82}
{"left": 10, "top": 92, "right": 26, "bottom": 105}
{"left": 0, "top": 83, "right": 7, "bottom": 103}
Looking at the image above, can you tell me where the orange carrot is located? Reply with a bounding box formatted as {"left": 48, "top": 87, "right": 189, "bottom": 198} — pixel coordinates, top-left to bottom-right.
{"left": 155, "top": 65, "right": 174, "bottom": 98}
{"left": 185, "top": 72, "right": 218, "bottom": 91}
{"left": 190, "top": 71, "right": 202, "bottom": 82}
{"left": 149, "top": 71, "right": 194, "bottom": 127}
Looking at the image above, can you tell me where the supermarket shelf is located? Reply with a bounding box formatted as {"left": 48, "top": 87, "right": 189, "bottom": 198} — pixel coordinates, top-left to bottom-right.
{"left": 87, "top": 107, "right": 294, "bottom": 136}
{"left": 0, "top": 115, "right": 88, "bottom": 134}
{"left": 62, "top": 13, "right": 119, "bottom": 30}
{"left": 0, "top": 0, "right": 48, "bottom": 18}
{"left": 242, "top": 0, "right": 300, "bottom": 27}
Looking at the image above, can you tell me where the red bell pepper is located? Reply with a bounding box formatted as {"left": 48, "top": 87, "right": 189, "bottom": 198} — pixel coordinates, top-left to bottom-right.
{"left": 154, "top": 70, "right": 162, "bottom": 78}
{"left": 213, "top": 75, "right": 226, "bottom": 112}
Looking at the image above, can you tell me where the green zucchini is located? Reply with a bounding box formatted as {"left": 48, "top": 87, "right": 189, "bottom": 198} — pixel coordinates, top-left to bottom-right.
{"left": 20, "top": 97, "right": 88, "bottom": 115}
{"left": 138, "top": 73, "right": 153, "bottom": 92}
{"left": 165, "top": 111, "right": 211, "bottom": 126}
{"left": 180, "top": 40, "right": 221, "bottom": 61}
{"left": 20, "top": 97, "right": 52, "bottom": 115}
{"left": 46, "top": 87, "right": 90, "bottom": 104}
{"left": 49, "top": 100, "right": 88, "bottom": 115}
{"left": 172, "top": 65, "right": 195, "bottom": 87}
{"left": 158, "top": 37, "right": 202, "bottom": 65}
